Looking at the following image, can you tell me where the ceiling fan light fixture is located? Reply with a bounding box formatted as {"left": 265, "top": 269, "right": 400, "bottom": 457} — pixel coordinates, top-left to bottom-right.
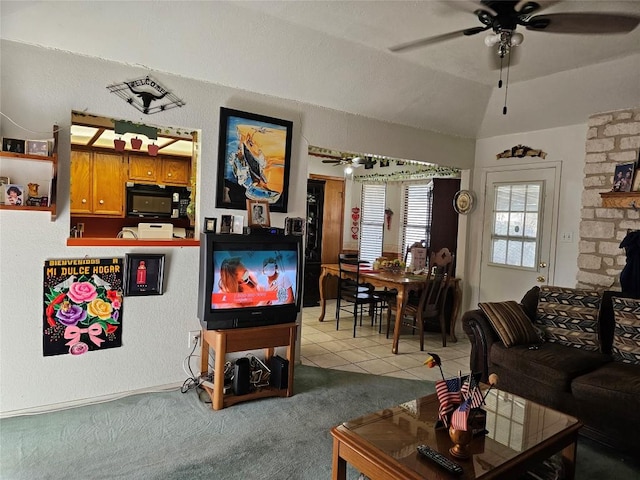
{"left": 344, "top": 166, "right": 354, "bottom": 175}
{"left": 484, "top": 33, "right": 500, "bottom": 47}
{"left": 510, "top": 32, "right": 524, "bottom": 46}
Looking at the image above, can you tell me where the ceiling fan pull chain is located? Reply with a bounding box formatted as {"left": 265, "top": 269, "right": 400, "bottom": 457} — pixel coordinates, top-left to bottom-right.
{"left": 498, "top": 55, "right": 504, "bottom": 88}
{"left": 503, "top": 52, "right": 512, "bottom": 115}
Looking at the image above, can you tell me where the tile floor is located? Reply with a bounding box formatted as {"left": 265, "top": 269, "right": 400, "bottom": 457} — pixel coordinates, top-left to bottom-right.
{"left": 300, "top": 300, "right": 473, "bottom": 382}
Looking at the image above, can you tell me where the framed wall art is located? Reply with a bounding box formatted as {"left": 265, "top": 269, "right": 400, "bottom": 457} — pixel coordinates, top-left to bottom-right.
{"left": 216, "top": 107, "right": 293, "bottom": 212}
{"left": 247, "top": 199, "right": 270, "bottom": 227}
{"left": 123, "top": 253, "right": 165, "bottom": 296}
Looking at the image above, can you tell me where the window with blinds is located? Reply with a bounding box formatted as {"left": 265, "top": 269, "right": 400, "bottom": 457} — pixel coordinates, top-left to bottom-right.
{"left": 401, "top": 182, "right": 433, "bottom": 263}
{"left": 359, "top": 183, "right": 386, "bottom": 263}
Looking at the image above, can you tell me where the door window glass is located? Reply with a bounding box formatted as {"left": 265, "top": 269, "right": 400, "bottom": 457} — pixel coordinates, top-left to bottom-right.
{"left": 490, "top": 183, "right": 542, "bottom": 269}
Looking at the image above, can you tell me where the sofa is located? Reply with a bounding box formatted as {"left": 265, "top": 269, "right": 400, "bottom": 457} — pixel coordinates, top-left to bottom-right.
{"left": 462, "top": 285, "right": 640, "bottom": 452}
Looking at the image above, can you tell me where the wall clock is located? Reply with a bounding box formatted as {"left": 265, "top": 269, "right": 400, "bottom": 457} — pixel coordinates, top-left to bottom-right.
{"left": 453, "top": 190, "right": 475, "bottom": 215}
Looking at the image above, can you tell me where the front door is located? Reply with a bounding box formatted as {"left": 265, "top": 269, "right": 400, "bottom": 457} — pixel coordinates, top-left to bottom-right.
{"left": 479, "top": 166, "right": 558, "bottom": 303}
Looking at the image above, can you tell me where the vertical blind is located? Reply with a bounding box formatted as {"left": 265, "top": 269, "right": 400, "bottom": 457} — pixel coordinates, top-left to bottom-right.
{"left": 359, "top": 183, "right": 386, "bottom": 263}
{"left": 401, "top": 182, "right": 433, "bottom": 263}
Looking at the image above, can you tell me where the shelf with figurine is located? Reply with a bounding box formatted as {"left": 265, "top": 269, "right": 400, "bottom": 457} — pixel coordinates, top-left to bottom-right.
{"left": 0, "top": 127, "right": 58, "bottom": 220}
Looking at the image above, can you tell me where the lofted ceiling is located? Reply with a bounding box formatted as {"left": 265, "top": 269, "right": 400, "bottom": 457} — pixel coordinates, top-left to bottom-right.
{"left": 1, "top": 1, "right": 639, "bottom": 139}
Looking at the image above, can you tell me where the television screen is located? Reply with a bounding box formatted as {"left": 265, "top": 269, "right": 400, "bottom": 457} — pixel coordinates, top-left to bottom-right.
{"left": 212, "top": 248, "right": 299, "bottom": 309}
{"left": 198, "top": 233, "right": 302, "bottom": 330}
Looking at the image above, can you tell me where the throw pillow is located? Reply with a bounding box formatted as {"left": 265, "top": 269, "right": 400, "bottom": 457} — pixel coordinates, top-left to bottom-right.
{"left": 535, "top": 286, "right": 601, "bottom": 351}
{"left": 611, "top": 296, "right": 640, "bottom": 365}
{"left": 479, "top": 301, "right": 541, "bottom": 348}
{"left": 519, "top": 286, "right": 540, "bottom": 322}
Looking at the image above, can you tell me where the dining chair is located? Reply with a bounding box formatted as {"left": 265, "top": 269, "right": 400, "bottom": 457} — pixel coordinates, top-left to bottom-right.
{"left": 385, "top": 247, "right": 454, "bottom": 349}
{"left": 336, "top": 255, "right": 382, "bottom": 337}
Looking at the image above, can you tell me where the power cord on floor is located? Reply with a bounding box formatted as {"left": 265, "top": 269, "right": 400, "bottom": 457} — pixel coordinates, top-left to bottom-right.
{"left": 181, "top": 334, "right": 201, "bottom": 394}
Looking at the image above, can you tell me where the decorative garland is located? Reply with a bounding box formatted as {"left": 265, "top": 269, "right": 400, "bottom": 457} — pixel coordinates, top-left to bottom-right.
{"left": 354, "top": 165, "right": 460, "bottom": 182}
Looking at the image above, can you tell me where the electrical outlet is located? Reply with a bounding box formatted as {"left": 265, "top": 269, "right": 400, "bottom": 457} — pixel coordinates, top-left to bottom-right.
{"left": 188, "top": 330, "right": 200, "bottom": 349}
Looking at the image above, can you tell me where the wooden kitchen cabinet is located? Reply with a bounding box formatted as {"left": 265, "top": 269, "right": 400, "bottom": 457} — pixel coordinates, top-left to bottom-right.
{"left": 129, "top": 155, "right": 190, "bottom": 186}
{"left": 161, "top": 157, "right": 190, "bottom": 185}
{"left": 70, "top": 150, "right": 124, "bottom": 216}
{"left": 128, "top": 154, "right": 158, "bottom": 183}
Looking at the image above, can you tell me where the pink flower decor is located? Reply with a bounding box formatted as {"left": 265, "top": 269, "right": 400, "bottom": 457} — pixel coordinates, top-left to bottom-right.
{"left": 44, "top": 275, "right": 122, "bottom": 353}
{"left": 67, "top": 281, "right": 98, "bottom": 303}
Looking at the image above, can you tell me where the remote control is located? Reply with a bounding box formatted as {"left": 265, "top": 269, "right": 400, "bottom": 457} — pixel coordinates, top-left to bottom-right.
{"left": 416, "top": 444, "right": 463, "bottom": 476}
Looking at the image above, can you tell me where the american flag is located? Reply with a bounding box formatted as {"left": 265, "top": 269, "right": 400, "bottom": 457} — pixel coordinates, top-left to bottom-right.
{"left": 460, "top": 373, "right": 484, "bottom": 409}
{"left": 451, "top": 398, "right": 471, "bottom": 431}
{"left": 435, "top": 377, "right": 463, "bottom": 426}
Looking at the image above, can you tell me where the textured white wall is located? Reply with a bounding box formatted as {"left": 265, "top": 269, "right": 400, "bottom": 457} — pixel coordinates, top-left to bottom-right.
{"left": 0, "top": 41, "right": 473, "bottom": 414}
{"left": 464, "top": 124, "right": 587, "bottom": 310}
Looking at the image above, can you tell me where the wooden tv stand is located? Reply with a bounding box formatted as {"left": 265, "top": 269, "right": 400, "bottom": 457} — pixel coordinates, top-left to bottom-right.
{"left": 199, "top": 323, "right": 297, "bottom": 410}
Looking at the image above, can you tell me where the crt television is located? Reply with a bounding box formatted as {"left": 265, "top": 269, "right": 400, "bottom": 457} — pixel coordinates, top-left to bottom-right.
{"left": 197, "top": 233, "right": 302, "bottom": 330}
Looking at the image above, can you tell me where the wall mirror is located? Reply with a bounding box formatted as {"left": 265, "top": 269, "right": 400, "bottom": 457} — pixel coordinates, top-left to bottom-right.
{"left": 69, "top": 111, "right": 198, "bottom": 243}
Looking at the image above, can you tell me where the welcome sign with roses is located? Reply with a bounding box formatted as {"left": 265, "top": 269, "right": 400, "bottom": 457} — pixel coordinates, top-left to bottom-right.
{"left": 43, "top": 258, "right": 124, "bottom": 356}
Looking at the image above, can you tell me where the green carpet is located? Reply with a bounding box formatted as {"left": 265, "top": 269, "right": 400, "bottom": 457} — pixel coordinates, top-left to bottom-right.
{"left": 0, "top": 365, "right": 637, "bottom": 479}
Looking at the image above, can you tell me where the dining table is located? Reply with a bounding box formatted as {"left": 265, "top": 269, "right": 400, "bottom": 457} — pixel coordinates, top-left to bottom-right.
{"left": 317, "top": 263, "right": 462, "bottom": 354}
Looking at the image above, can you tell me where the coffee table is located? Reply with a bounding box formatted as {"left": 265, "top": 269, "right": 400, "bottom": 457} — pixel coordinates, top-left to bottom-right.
{"left": 331, "top": 387, "right": 582, "bottom": 479}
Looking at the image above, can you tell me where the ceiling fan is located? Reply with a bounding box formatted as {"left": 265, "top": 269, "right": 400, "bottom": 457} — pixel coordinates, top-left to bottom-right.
{"left": 320, "top": 155, "right": 377, "bottom": 168}
{"left": 389, "top": 0, "right": 640, "bottom": 114}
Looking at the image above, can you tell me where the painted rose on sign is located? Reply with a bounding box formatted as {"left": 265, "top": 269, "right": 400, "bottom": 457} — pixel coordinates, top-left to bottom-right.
{"left": 43, "top": 258, "right": 124, "bottom": 356}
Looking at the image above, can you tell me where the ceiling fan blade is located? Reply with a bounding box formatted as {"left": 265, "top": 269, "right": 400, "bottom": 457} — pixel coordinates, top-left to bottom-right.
{"left": 464, "top": 25, "right": 491, "bottom": 36}
{"left": 321, "top": 159, "right": 341, "bottom": 164}
{"left": 389, "top": 28, "right": 474, "bottom": 53}
{"left": 515, "top": 1, "right": 542, "bottom": 16}
{"left": 526, "top": 13, "right": 640, "bottom": 34}
{"left": 474, "top": 8, "right": 495, "bottom": 27}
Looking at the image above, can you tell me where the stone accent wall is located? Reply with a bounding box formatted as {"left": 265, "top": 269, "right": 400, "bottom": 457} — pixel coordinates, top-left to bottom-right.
{"left": 578, "top": 107, "right": 640, "bottom": 290}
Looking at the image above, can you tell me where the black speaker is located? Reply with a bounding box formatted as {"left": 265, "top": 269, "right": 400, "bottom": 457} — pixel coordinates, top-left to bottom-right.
{"left": 269, "top": 355, "right": 289, "bottom": 390}
{"left": 233, "top": 358, "right": 251, "bottom": 395}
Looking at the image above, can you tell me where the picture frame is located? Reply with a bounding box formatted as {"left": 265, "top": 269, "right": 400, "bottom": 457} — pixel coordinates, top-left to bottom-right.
{"left": 232, "top": 215, "right": 244, "bottom": 234}
{"left": 220, "top": 215, "right": 233, "bottom": 234}
{"left": 633, "top": 151, "right": 640, "bottom": 192}
{"left": 123, "top": 253, "right": 165, "bottom": 296}
{"left": 285, "top": 217, "right": 305, "bottom": 236}
{"left": 2, "top": 138, "right": 25, "bottom": 154}
{"left": 612, "top": 162, "right": 635, "bottom": 192}
{"left": 216, "top": 107, "right": 293, "bottom": 212}
{"left": 26, "top": 140, "right": 49, "bottom": 156}
{"left": 4, "top": 184, "right": 25, "bottom": 206}
{"left": 247, "top": 199, "right": 270, "bottom": 227}
{"left": 204, "top": 217, "right": 217, "bottom": 233}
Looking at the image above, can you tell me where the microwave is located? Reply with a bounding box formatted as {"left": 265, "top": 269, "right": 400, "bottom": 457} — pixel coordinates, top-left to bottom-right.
{"left": 126, "top": 184, "right": 190, "bottom": 219}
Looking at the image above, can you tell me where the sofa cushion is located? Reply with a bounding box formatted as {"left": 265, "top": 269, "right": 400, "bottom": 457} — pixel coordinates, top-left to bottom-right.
{"left": 572, "top": 362, "right": 640, "bottom": 417}
{"left": 535, "top": 286, "right": 601, "bottom": 351}
{"left": 490, "top": 342, "right": 610, "bottom": 392}
{"left": 611, "top": 296, "right": 640, "bottom": 364}
{"left": 479, "top": 301, "right": 541, "bottom": 347}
